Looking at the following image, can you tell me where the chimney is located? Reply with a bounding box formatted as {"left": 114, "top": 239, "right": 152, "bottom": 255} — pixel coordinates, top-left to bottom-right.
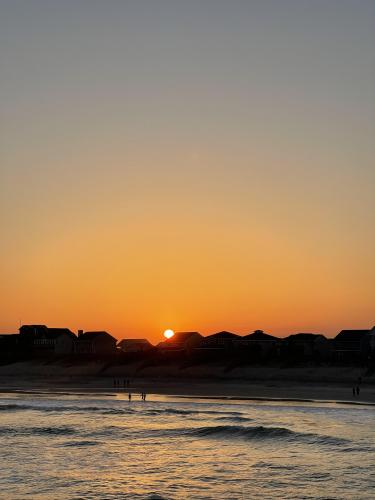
{"left": 78, "top": 329, "right": 83, "bottom": 337}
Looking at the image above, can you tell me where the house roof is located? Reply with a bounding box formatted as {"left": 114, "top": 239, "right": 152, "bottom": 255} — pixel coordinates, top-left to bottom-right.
{"left": 19, "top": 325, "right": 75, "bottom": 339}
{"left": 335, "top": 330, "right": 370, "bottom": 341}
{"left": 118, "top": 339, "right": 153, "bottom": 346}
{"left": 78, "top": 331, "right": 117, "bottom": 342}
{"left": 286, "top": 333, "right": 326, "bottom": 342}
{"left": 206, "top": 331, "right": 240, "bottom": 339}
{"left": 243, "top": 330, "right": 278, "bottom": 341}
{"left": 171, "top": 332, "right": 202, "bottom": 343}
{"left": 20, "top": 324, "right": 47, "bottom": 329}
{"left": 19, "top": 325, "right": 47, "bottom": 333}
{"left": 157, "top": 332, "right": 202, "bottom": 349}
{"left": 46, "top": 328, "right": 76, "bottom": 339}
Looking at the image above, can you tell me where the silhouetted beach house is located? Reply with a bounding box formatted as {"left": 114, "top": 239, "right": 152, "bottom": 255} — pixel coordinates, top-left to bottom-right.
{"left": 200, "top": 331, "right": 240, "bottom": 349}
{"left": 157, "top": 332, "right": 202, "bottom": 352}
{"left": 1, "top": 323, "right": 374, "bottom": 366}
{"left": 333, "top": 329, "right": 372, "bottom": 362}
{"left": 282, "top": 333, "right": 329, "bottom": 361}
{"left": 239, "top": 330, "right": 280, "bottom": 356}
{"left": 197, "top": 330, "right": 280, "bottom": 360}
{"left": 75, "top": 331, "right": 117, "bottom": 355}
{"left": 19, "top": 325, "right": 76, "bottom": 356}
{"left": 118, "top": 338, "right": 154, "bottom": 353}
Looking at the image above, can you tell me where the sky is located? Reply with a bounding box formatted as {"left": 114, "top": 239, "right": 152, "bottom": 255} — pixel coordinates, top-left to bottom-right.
{"left": 1, "top": 0, "right": 374, "bottom": 342}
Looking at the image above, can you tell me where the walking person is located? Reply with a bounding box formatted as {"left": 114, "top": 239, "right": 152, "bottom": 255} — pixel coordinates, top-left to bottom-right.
{"left": 128, "top": 393, "right": 132, "bottom": 401}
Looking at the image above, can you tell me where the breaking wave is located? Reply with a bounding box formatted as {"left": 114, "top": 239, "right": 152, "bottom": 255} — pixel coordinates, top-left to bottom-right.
{"left": 178, "top": 424, "right": 349, "bottom": 446}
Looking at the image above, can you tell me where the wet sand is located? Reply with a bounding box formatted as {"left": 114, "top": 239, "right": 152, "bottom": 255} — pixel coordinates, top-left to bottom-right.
{"left": 0, "top": 375, "right": 374, "bottom": 405}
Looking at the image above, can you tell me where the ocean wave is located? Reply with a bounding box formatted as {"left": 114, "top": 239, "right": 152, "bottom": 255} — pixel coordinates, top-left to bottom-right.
{"left": 0, "top": 425, "right": 77, "bottom": 436}
{"left": 179, "top": 424, "right": 349, "bottom": 446}
{"left": 33, "top": 426, "right": 77, "bottom": 436}
{"left": 189, "top": 424, "right": 295, "bottom": 439}
{"left": 0, "top": 403, "right": 243, "bottom": 419}
{"left": 340, "top": 445, "right": 375, "bottom": 453}
{"left": 144, "top": 408, "right": 243, "bottom": 417}
{"left": 0, "top": 404, "right": 36, "bottom": 411}
{"left": 60, "top": 440, "right": 100, "bottom": 447}
{"left": 86, "top": 422, "right": 349, "bottom": 447}
{"left": 215, "top": 416, "right": 253, "bottom": 423}
{"left": 0, "top": 403, "right": 137, "bottom": 415}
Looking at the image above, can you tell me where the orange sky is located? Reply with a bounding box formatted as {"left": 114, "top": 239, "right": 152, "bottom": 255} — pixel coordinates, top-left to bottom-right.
{"left": 1, "top": 2, "right": 374, "bottom": 342}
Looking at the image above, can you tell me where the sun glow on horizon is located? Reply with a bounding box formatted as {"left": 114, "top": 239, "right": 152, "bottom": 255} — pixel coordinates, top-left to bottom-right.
{"left": 164, "top": 329, "right": 174, "bottom": 339}
{"left": 0, "top": 1, "right": 374, "bottom": 342}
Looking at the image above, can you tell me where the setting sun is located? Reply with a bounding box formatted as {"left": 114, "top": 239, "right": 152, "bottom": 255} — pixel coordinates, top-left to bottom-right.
{"left": 163, "top": 329, "right": 174, "bottom": 339}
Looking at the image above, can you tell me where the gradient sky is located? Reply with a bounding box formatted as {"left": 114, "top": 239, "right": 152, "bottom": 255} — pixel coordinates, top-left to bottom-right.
{"left": 1, "top": 0, "right": 374, "bottom": 342}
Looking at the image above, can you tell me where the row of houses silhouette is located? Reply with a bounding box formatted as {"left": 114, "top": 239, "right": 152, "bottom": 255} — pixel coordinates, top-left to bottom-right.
{"left": 1, "top": 325, "right": 375, "bottom": 364}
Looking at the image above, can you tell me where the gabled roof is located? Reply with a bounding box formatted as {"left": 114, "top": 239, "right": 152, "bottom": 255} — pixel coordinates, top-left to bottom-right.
{"left": 20, "top": 324, "right": 47, "bottom": 329}
{"left": 46, "top": 328, "right": 76, "bottom": 339}
{"left": 78, "top": 331, "right": 117, "bottom": 342}
{"left": 335, "top": 330, "right": 370, "bottom": 341}
{"left": 157, "top": 332, "right": 202, "bottom": 349}
{"left": 206, "top": 331, "right": 240, "bottom": 339}
{"left": 243, "top": 330, "right": 278, "bottom": 341}
{"left": 171, "top": 332, "right": 202, "bottom": 343}
{"left": 19, "top": 325, "right": 75, "bottom": 339}
{"left": 20, "top": 325, "right": 75, "bottom": 339}
{"left": 286, "top": 333, "right": 326, "bottom": 342}
{"left": 19, "top": 325, "right": 47, "bottom": 334}
{"left": 118, "top": 339, "right": 153, "bottom": 346}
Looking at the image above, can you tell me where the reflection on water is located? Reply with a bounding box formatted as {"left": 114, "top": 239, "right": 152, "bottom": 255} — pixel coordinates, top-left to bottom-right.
{"left": 0, "top": 391, "right": 374, "bottom": 499}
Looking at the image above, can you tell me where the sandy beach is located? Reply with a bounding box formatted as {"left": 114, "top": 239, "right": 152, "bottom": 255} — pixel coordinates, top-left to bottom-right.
{"left": 0, "top": 360, "right": 374, "bottom": 405}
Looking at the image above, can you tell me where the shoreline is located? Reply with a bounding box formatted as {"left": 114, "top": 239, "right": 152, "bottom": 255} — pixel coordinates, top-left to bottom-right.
{"left": 2, "top": 388, "right": 374, "bottom": 407}
{"left": 1, "top": 375, "right": 374, "bottom": 406}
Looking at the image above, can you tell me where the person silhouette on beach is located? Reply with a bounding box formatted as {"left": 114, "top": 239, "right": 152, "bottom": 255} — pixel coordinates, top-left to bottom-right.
{"left": 356, "top": 386, "right": 360, "bottom": 396}
{"left": 128, "top": 393, "right": 131, "bottom": 401}
{"left": 352, "top": 387, "right": 356, "bottom": 396}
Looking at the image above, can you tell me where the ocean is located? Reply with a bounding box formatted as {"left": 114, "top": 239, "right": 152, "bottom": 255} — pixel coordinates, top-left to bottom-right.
{"left": 0, "top": 390, "right": 374, "bottom": 499}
